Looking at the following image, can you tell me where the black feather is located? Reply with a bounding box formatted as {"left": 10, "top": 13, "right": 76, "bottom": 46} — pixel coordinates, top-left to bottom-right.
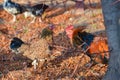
{"left": 78, "top": 31, "right": 95, "bottom": 50}
{"left": 41, "top": 27, "right": 53, "bottom": 39}
{"left": 10, "top": 37, "right": 24, "bottom": 51}
{"left": 3, "top": 0, "right": 25, "bottom": 15}
{"left": 26, "top": 4, "right": 49, "bottom": 16}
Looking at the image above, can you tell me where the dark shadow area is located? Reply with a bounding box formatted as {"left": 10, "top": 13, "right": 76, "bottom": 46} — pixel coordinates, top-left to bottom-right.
{"left": 85, "top": 2, "right": 101, "bottom": 9}
{"left": 0, "top": 4, "right": 3, "bottom": 10}
{"left": 41, "top": 29, "right": 108, "bottom": 68}
{"left": 0, "top": 28, "right": 8, "bottom": 35}
{"left": 41, "top": 32, "right": 84, "bottom": 67}
{"left": 48, "top": 48, "right": 83, "bottom": 67}
{"left": 46, "top": 1, "right": 102, "bottom": 18}
{"left": 84, "top": 75, "right": 102, "bottom": 80}
{"left": 93, "top": 30, "right": 107, "bottom": 37}
{"left": 0, "top": 27, "right": 15, "bottom": 39}
{"left": 0, "top": 50, "right": 33, "bottom": 79}
{"left": 39, "top": 29, "right": 107, "bottom": 79}
{"left": 0, "top": 18, "right": 4, "bottom": 24}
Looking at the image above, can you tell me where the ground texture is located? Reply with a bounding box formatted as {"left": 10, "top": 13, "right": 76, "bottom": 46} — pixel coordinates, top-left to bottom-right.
{"left": 0, "top": 0, "right": 107, "bottom": 80}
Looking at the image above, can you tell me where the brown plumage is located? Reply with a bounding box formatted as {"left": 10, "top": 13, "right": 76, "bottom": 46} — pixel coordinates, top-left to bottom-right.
{"left": 65, "top": 25, "right": 85, "bottom": 47}
{"left": 88, "top": 38, "right": 109, "bottom": 64}
{"left": 16, "top": 39, "right": 51, "bottom": 69}
{"left": 65, "top": 25, "right": 109, "bottom": 64}
{"left": 88, "top": 38, "right": 108, "bottom": 57}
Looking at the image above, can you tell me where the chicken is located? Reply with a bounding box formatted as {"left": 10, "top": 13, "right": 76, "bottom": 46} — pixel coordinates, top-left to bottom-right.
{"left": 17, "top": 39, "right": 51, "bottom": 70}
{"left": 65, "top": 25, "right": 109, "bottom": 64}
{"left": 10, "top": 37, "right": 51, "bottom": 70}
{"left": 24, "top": 3, "right": 49, "bottom": 23}
{"left": 3, "top": 0, "right": 26, "bottom": 22}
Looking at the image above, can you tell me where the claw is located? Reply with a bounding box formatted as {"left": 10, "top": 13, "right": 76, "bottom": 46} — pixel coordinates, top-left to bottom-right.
{"left": 32, "top": 59, "right": 38, "bottom": 70}
{"left": 39, "top": 17, "right": 42, "bottom": 23}
{"left": 10, "top": 15, "right": 16, "bottom": 23}
{"left": 29, "top": 17, "right": 36, "bottom": 24}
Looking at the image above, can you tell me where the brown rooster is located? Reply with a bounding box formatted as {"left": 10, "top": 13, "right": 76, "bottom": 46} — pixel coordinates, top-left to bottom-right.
{"left": 65, "top": 25, "right": 109, "bottom": 64}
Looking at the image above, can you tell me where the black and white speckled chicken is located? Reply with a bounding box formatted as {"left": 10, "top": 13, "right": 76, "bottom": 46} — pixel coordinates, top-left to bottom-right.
{"left": 24, "top": 3, "right": 49, "bottom": 23}
{"left": 3, "top": 0, "right": 26, "bottom": 22}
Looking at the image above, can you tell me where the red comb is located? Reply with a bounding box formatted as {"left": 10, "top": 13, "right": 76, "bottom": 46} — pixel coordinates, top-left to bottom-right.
{"left": 65, "top": 25, "right": 74, "bottom": 39}
{"left": 65, "top": 25, "right": 74, "bottom": 31}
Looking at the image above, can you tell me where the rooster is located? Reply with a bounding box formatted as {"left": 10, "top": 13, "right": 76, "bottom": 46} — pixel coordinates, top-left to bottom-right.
{"left": 65, "top": 25, "right": 109, "bottom": 64}
{"left": 24, "top": 3, "right": 49, "bottom": 23}
{"left": 3, "top": 0, "right": 26, "bottom": 22}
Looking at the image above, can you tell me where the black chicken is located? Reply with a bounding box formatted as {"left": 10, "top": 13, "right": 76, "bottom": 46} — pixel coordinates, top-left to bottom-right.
{"left": 24, "top": 3, "right": 49, "bottom": 23}
{"left": 3, "top": 0, "right": 26, "bottom": 22}
{"left": 78, "top": 31, "right": 95, "bottom": 50}
{"left": 10, "top": 37, "right": 24, "bottom": 53}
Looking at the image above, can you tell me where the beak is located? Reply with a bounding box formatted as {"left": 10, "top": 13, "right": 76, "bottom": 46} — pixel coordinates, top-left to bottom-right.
{"left": 41, "top": 12, "right": 47, "bottom": 20}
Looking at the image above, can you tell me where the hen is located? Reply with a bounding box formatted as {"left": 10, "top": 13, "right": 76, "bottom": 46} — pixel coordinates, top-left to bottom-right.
{"left": 16, "top": 39, "right": 51, "bottom": 70}
{"left": 3, "top": 0, "right": 26, "bottom": 22}
{"left": 65, "top": 25, "right": 109, "bottom": 64}
{"left": 10, "top": 37, "right": 52, "bottom": 70}
{"left": 24, "top": 3, "right": 49, "bottom": 23}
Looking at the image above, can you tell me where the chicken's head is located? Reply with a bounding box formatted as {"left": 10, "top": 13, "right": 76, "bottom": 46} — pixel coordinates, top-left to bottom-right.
{"left": 65, "top": 25, "right": 74, "bottom": 39}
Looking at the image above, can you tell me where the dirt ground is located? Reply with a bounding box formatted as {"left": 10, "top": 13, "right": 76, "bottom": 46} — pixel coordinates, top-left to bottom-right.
{"left": 0, "top": 0, "right": 107, "bottom": 80}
